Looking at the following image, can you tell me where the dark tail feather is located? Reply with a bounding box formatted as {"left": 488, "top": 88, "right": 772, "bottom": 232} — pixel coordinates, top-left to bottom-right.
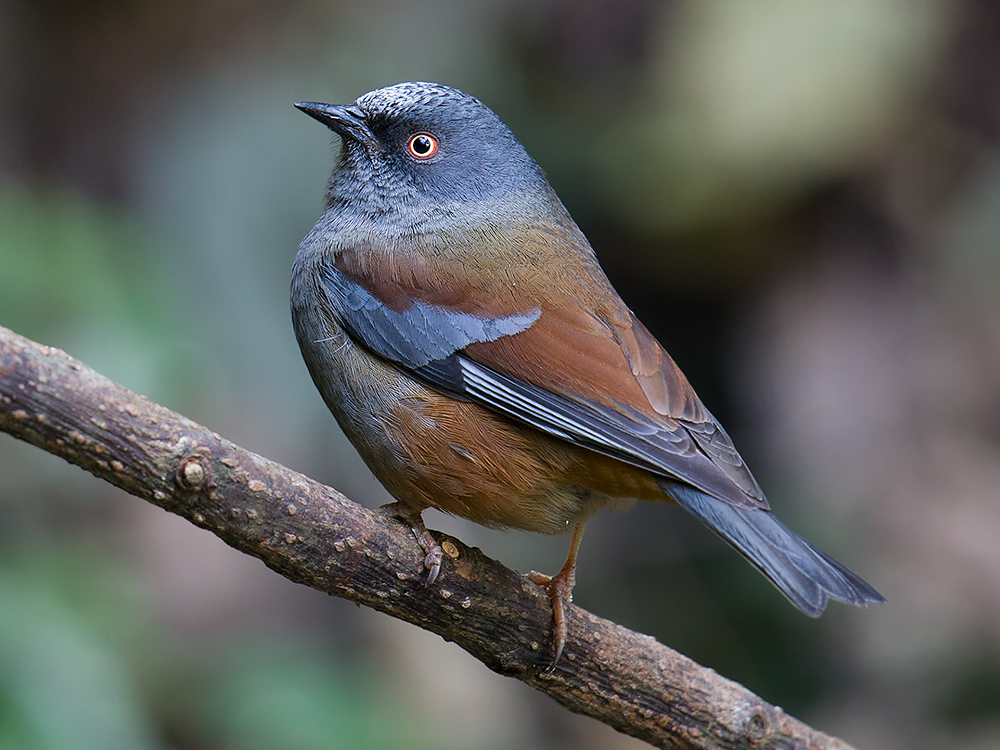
{"left": 669, "top": 485, "right": 886, "bottom": 615}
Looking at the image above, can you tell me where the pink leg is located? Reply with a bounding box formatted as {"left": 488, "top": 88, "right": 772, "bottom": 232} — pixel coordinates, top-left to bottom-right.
{"left": 527, "top": 521, "right": 586, "bottom": 668}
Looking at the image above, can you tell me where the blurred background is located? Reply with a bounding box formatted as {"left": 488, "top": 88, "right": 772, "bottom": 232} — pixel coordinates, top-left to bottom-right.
{"left": 1, "top": 0, "right": 999, "bottom": 747}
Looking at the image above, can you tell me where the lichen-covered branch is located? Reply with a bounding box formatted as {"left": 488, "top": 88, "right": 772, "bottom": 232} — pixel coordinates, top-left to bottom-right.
{"left": 0, "top": 325, "right": 856, "bottom": 750}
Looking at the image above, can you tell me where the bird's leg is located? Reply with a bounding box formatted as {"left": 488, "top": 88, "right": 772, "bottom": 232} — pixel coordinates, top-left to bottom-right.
{"left": 378, "top": 502, "right": 444, "bottom": 586}
{"left": 527, "top": 521, "right": 587, "bottom": 668}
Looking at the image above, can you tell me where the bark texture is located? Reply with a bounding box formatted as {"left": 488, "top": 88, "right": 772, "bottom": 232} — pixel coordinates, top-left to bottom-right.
{"left": 0, "top": 325, "right": 857, "bottom": 750}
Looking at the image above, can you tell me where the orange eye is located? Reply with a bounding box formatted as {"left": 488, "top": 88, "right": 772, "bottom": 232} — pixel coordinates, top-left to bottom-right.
{"left": 407, "top": 133, "right": 438, "bottom": 159}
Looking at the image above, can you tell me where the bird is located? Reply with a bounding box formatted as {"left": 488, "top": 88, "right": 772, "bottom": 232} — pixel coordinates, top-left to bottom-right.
{"left": 290, "top": 81, "right": 885, "bottom": 666}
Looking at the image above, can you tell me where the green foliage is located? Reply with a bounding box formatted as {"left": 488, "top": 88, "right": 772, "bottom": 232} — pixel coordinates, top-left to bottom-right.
{"left": 0, "top": 545, "right": 441, "bottom": 750}
{"left": 0, "top": 184, "right": 187, "bottom": 400}
{"left": 0, "top": 184, "right": 156, "bottom": 337}
{"left": 0, "top": 552, "right": 162, "bottom": 750}
{"left": 200, "top": 643, "right": 438, "bottom": 750}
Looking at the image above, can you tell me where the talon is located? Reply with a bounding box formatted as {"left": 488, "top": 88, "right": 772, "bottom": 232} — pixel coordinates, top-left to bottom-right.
{"left": 378, "top": 502, "right": 445, "bottom": 586}
{"left": 424, "top": 547, "right": 443, "bottom": 586}
{"left": 543, "top": 569, "right": 573, "bottom": 670}
{"left": 530, "top": 521, "right": 587, "bottom": 669}
{"left": 526, "top": 570, "right": 552, "bottom": 587}
{"left": 528, "top": 566, "right": 573, "bottom": 668}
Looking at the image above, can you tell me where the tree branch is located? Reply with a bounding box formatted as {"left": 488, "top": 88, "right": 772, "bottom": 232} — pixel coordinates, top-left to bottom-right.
{"left": 0, "top": 325, "right": 856, "bottom": 750}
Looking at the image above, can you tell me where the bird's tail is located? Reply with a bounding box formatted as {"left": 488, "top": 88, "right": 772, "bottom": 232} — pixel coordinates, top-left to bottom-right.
{"left": 667, "top": 483, "right": 886, "bottom": 615}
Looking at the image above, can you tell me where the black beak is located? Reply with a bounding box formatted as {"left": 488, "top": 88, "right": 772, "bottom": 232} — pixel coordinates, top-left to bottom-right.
{"left": 294, "top": 102, "right": 376, "bottom": 146}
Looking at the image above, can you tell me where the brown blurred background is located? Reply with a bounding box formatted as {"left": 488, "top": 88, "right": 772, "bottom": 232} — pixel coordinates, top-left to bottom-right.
{"left": 2, "top": 0, "right": 999, "bottom": 748}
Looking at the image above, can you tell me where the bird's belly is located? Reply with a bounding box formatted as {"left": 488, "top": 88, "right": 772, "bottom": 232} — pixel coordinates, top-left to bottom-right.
{"left": 295, "top": 313, "right": 663, "bottom": 534}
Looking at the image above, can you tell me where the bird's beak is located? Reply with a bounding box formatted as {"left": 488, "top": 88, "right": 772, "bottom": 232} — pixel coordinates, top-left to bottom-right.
{"left": 294, "top": 102, "right": 377, "bottom": 147}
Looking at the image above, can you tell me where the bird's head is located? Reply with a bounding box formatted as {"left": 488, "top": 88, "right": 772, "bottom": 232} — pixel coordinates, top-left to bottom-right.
{"left": 296, "top": 82, "right": 551, "bottom": 219}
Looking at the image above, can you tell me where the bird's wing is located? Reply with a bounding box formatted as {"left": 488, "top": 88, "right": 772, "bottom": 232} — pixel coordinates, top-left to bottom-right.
{"left": 318, "top": 232, "right": 766, "bottom": 510}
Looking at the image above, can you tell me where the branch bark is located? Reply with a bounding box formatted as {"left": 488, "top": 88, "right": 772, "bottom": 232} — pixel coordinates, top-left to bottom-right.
{"left": 0, "top": 325, "right": 856, "bottom": 750}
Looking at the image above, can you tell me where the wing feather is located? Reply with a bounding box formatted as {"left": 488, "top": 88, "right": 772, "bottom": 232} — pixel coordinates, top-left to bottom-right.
{"left": 315, "top": 226, "right": 767, "bottom": 510}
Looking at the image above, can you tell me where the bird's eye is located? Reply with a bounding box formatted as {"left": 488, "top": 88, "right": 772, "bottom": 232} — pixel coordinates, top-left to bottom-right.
{"left": 407, "top": 133, "right": 438, "bottom": 159}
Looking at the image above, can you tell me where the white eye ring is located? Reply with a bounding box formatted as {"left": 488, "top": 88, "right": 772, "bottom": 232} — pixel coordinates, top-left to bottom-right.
{"left": 407, "top": 133, "right": 438, "bottom": 159}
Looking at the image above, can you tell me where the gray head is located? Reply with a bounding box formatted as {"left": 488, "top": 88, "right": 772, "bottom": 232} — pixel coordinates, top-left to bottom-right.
{"left": 296, "top": 82, "right": 551, "bottom": 215}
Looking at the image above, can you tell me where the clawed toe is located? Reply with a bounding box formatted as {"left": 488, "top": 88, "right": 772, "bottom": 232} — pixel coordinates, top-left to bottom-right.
{"left": 526, "top": 570, "right": 552, "bottom": 587}
{"left": 423, "top": 546, "right": 443, "bottom": 586}
{"left": 527, "top": 567, "right": 575, "bottom": 669}
{"left": 378, "top": 502, "right": 444, "bottom": 586}
{"left": 526, "top": 522, "right": 586, "bottom": 669}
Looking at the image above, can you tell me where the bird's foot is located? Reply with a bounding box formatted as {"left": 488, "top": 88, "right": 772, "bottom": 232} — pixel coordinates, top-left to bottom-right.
{"left": 527, "top": 567, "right": 575, "bottom": 669}
{"left": 378, "top": 502, "right": 443, "bottom": 586}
